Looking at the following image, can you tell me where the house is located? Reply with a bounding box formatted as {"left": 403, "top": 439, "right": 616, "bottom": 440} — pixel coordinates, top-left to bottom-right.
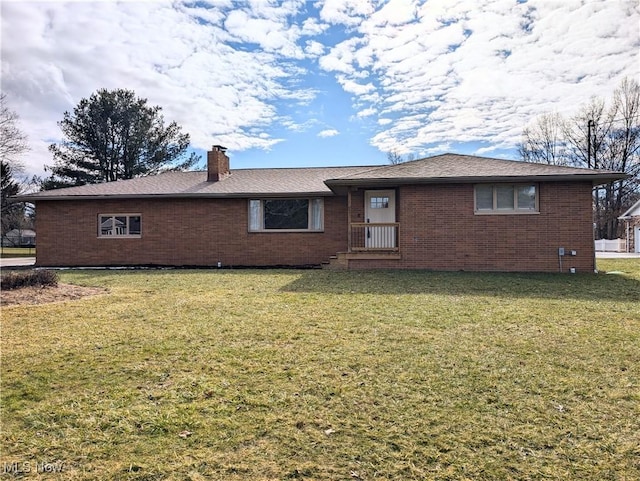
{"left": 1, "top": 228, "right": 36, "bottom": 247}
{"left": 619, "top": 199, "right": 640, "bottom": 253}
{"left": 15, "top": 146, "right": 625, "bottom": 272}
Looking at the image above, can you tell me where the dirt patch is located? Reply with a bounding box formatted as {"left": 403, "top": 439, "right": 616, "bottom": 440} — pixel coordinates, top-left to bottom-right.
{"left": 1, "top": 283, "right": 107, "bottom": 306}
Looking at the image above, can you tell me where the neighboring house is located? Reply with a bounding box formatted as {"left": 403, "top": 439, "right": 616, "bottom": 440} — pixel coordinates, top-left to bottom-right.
{"left": 15, "top": 146, "right": 625, "bottom": 272}
{"left": 1, "top": 228, "right": 36, "bottom": 247}
{"left": 619, "top": 199, "right": 640, "bottom": 253}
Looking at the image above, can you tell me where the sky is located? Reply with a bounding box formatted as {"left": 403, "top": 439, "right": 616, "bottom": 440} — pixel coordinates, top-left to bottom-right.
{"left": 1, "top": 0, "right": 639, "bottom": 178}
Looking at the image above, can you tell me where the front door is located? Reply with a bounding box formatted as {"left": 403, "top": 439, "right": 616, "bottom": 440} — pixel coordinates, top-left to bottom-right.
{"left": 365, "top": 190, "right": 396, "bottom": 248}
{"left": 635, "top": 226, "right": 640, "bottom": 253}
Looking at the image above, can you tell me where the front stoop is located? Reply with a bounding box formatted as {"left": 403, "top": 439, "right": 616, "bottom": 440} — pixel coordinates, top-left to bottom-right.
{"left": 323, "top": 253, "right": 349, "bottom": 270}
{"left": 323, "top": 251, "right": 402, "bottom": 269}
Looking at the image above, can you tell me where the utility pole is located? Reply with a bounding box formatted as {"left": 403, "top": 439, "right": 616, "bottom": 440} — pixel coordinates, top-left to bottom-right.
{"left": 587, "top": 119, "right": 595, "bottom": 168}
{"left": 587, "top": 118, "right": 596, "bottom": 270}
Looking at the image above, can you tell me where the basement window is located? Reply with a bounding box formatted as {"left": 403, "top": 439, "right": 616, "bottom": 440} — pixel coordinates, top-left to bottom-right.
{"left": 249, "top": 198, "right": 324, "bottom": 232}
{"left": 98, "top": 214, "right": 142, "bottom": 237}
{"left": 475, "top": 185, "right": 538, "bottom": 214}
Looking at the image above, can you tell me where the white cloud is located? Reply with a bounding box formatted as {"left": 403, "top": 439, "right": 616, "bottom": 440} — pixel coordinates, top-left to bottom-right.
{"left": 320, "top": 0, "right": 640, "bottom": 154}
{"left": 357, "top": 107, "right": 377, "bottom": 118}
{"left": 0, "top": 0, "right": 316, "bottom": 175}
{"left": 336, "top": 75, "right": 375, "bottom": 95}
{"left": 304, "top": 40, "right": 326, "bottom": 56}
{"left": 224, "top": 8, "right": 305, "bottom": 58}
{"left": 1, "top": 0, "right": 638, "bottom": 177}
{"left": 281, "top": 119, "right": 319, "bottom": 132}
{"left": 318, "top": 36, "right": 364, "bottom": 75}
{"left": 368, "top": 0, "right": 418, "bottom": 27}
{"left": 318, "top": 0, "right": 375, "bottom": 26}
{"left": 318, "top": 129, "right": 340, "bottom": 137}
{"left": 301, "top": 17, "right": 329, "bottom": 35}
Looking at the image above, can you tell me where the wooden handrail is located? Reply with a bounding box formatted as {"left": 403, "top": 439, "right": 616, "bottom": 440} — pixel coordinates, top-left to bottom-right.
{"left": 349, "top": 222, "right": 400, "bottom": 252}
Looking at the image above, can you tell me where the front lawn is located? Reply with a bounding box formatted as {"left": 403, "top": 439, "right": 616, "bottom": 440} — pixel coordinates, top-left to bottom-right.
{"left": 1, "top": 260, "right": 639, "bottom": 480}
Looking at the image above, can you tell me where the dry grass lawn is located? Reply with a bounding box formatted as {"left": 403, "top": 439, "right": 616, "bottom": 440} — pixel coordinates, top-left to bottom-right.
{"left": 1, "top": 259, "right": 639, "bottom": 480}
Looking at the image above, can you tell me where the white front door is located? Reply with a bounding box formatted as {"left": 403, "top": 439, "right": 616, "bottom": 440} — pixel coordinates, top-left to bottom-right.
{"left": 364, "top": 190, "right": 396, "bottom": 248}
{"left": 635, "top": 226, "right": 640, "bottom": 253}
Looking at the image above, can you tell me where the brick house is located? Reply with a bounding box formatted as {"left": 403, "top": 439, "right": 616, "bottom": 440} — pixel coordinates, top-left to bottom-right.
{"left": 16, "top": 146, "right": 625, "bottom": 272}
{"left": 619, "top": 199, "right": 640, "bottom": 254}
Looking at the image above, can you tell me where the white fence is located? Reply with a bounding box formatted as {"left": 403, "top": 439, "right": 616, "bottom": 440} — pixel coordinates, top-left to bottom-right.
{"left": 594, "top": 238, "right": 626, "bottom": 252}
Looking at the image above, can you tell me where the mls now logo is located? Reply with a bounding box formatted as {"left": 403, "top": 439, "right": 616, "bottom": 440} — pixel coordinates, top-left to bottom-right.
{"left": 2, "top": 461, "right": 65, "bottom": 473}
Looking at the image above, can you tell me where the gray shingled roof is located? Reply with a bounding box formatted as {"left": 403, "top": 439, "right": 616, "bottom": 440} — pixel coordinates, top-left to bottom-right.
{"left": 16, "top": 154, "right": 625, "bottom": 201}
{"left": 325, "top": 154, "right": 625, "bottom": 188}
{"left": 16, "top": 166, "right": 372, "bottom": 201}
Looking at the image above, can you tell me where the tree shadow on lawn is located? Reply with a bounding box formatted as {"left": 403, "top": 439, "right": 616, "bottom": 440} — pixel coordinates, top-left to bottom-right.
{"left": 282, "top": 269, "right": 640, "bottom": 302}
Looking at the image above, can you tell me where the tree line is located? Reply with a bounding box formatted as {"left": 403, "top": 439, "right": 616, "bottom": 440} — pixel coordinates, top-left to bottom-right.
{"left": 518, "top": 78, "right": 639, "bottom": 239}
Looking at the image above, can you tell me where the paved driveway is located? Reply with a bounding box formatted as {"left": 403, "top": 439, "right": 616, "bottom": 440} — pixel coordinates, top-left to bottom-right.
{"left": 0, "top": 257, "right": 36, "bottom": 268}
{"left": 596, "top": 252, "right": 640, "bottom": 258}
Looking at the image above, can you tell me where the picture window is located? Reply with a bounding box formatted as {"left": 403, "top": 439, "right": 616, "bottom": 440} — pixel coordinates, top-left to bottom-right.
{"left": 98, "top": 214, "right": 141, "bottom": 237}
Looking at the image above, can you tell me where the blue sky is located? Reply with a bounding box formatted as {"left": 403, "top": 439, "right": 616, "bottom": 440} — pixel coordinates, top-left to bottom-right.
{"left": 1, "top": 0, "right": 639, "bottom": 177}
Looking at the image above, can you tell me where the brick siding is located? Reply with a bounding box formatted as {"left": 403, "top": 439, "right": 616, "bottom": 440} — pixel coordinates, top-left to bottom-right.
{"left": 35, "top": 197, "right": 348, "bottom": 267}
{"left": 625, "top": 217, "right": 640, "bottom": 252}
{"left": 346, "top": 181, "right": 596, "bottom": 272}
{"left": 35, "top": 181, "right": 596, "bottom": 272}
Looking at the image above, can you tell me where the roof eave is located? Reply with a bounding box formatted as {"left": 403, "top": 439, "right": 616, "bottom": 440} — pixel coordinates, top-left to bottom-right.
{"left": 325, "top": 173, "right": 628, "bottom": 191}
{"left": 12, "top": 191, "right": 335, "bottom": 202}
{"left": 619, "top": 198, "right": 640, "bottom": 218}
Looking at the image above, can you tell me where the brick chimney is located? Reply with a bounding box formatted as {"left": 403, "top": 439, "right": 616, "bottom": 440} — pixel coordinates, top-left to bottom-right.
{"left": 207, "top": 145, "right": 230, "bottom": 182}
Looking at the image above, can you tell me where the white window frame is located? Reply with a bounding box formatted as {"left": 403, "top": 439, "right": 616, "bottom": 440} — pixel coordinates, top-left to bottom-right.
{"left": 370, "top": 196, "right": 390, "bottom": 209}
{"left": 248, "top": 198, "right": 324, "bottom": 232}
{"left": 98, "top": 214, "right": 142, "bottom": 238}
{"left": 474, "top": 184, "right": 539, "bottom": 214}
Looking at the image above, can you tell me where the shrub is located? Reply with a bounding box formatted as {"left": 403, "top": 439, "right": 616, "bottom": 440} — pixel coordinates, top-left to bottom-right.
{"left": 1, "top": 270, "right": 59, "bottom": 290}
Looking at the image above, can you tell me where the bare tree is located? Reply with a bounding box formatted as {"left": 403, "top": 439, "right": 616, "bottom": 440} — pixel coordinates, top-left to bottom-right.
{"left": 0, "top": 93, "right": 28, "bottom": 167}
{"left": 0, "top": 94, "right": 30, "bottom": 241}
{"left": 518, "top": 112, "right": 569, "bottom": 165}
{"left": 387, "top": 149, "right": 417, "bottom": 164}
{"left": 564, "top": 79, "right": 640, "bottom": 239}
{"left": 387, "top": 150, "right": 404, "bottom": 165}
{"left": 519, "top": 78, "right": 640, "bottom": 239}
{"left": 563, "top": 97, "right": 608, "bottom": 168}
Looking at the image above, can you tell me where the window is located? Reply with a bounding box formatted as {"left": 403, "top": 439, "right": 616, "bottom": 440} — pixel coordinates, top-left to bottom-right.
{"left": 475, "top": 185, "right": 538, "bottom": 213}
{"left": 99, "top": 214, "right": 141, "bottom": 237}
{"left": 249, "top": 198, "right": 323, "bottom": 231}
{"left": 370, "top": 196, "right": 390, "bottom": 209}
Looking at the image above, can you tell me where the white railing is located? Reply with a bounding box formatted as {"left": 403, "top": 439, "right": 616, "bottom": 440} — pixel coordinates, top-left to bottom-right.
{"left": 350, "top": 223, "right": 400, "bottom": 251}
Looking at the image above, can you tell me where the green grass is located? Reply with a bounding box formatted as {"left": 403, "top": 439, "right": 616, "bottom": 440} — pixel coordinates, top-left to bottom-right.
{"left": 1, "top": 259, "right": 639, "bottom": 480}
{"left": 0, "top": 246, "right": 36, "bottom": 258}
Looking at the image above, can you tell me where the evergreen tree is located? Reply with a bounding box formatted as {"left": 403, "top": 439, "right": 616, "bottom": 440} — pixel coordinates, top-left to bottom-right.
{"left": 43, "top": 88, "right": 200, "bottom": 189}
{"left": 1, "top": 160, "right": 25, "bottom": 239}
